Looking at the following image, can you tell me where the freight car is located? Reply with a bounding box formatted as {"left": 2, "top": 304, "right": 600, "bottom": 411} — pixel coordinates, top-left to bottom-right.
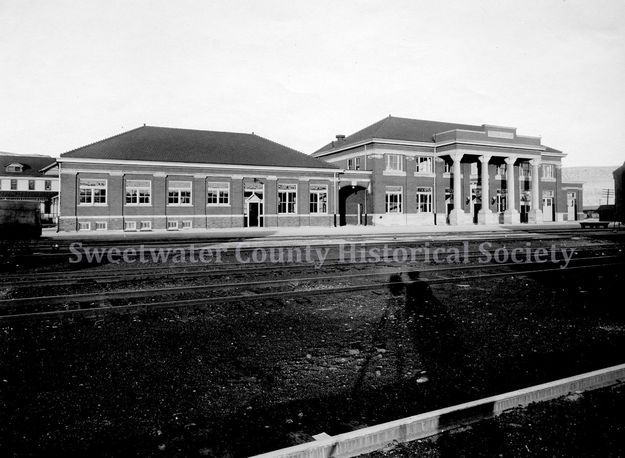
{"left": 0, "top": 200, "right": 42, "bottom": 240}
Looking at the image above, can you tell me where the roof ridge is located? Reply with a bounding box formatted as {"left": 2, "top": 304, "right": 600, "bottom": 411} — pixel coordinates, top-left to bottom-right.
{"left": 61, "top": 126, "right": 146, "bottom": 156}
{"left": 143, "top": 125, "right": 256, "bottom": 136}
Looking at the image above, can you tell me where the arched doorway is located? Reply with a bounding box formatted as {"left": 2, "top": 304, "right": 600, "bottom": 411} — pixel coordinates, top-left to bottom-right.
{"left": 339, "top": 185, "right": 368, "bottom": 226}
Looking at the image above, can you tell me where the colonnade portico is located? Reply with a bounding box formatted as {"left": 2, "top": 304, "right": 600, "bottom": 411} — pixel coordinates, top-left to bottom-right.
{"left": 445, "top": 152, "right": 543, "bottom": 226}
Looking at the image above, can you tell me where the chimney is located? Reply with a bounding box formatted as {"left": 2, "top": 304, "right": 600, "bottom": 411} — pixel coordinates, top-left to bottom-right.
{"left": 335, "top": 134, "right": 346, "bottom": 143}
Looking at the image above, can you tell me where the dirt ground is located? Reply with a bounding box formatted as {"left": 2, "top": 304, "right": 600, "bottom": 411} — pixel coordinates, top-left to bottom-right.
{"left": 1, "top": 246, "right": 624, "bottom": 457}
{"left": 367, "top": 383, "right": 625, "bottom": 458}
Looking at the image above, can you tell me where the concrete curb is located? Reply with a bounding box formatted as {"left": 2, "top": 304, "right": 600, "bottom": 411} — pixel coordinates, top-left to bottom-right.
{"left": 251, "top": 363, "right": 625, "bottom": 458}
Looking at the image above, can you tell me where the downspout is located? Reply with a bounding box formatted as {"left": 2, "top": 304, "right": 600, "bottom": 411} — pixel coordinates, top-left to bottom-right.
{"left": 57, "top": 161, "right": 61, "bottom": 232}
{"left": 333, "top": 171, "right": 338, "bottom": 227}
{"left": 364, "top": 144, "right": 367, "bottom": 226}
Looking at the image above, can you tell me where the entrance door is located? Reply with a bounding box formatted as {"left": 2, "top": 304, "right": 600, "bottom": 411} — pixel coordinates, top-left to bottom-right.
{"left": 445, "top": 189, "right": 453, "bottom": 224}
{"left": 470, "top": 183, "right": 481, "bottom": 224}
{"left": 245, "top": 192, "right": 264, "bottom": 227}
{"left": 520, "top": 193, "right": 531, "bottom": 223}
{"left": 542, "top": 197, "right": 554, "bottom": 222}
{"left": 248, "top": 202, "right": 261, "bottom": 227}
{"left": 567, "top": 192, "right": 577, "bottom": 221}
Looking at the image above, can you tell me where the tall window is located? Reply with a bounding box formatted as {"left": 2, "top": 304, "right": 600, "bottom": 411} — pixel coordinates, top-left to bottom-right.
{"left": 278, "top": 184, "right": 297, "bottom": 214}
{"left": 542, "top": 164, "right": 555, "bottom": 179}
{"left": 10, "top": 179, "right": 17, "bottom": 190}
{"left": 125, "top": 180, "right": 151, "bottom": 205}
{"left": 385, "top": 154, "right": 403, "bottom": 172}
{"left": 496, "top": 164, "right": 507, "bottom": 176}
{"left": 415, "top": 156, "right": 433, "bottom": 174}
{"left": 168, "top": 181, "right": 192, "bottom": 205}
{"left": 470, "top": 163, "right": 478, "bottom": 177}
{"left": 347, "top": 157, "right": 361, "bottom": 170}
{"left": 416, "top": 187, "right": 433, "bottom": 212}
{"left": 207, "top": 182, "right": 229, "bottom": 205}
{"left": 444, "top": 162, "right": 452, "bottom": 173}
{"left": 385, "top": 186, "right": 403, "bottom": 213}
{"left": 309, "top": 184, "right": 328, "bottom": 214}
{"left": 79, "top": 179, "right": 107, "bottom": 205}
{"left": 519, "top": 162, "right": 531, "bottom": 178}
{"left": 28, "top": 180, "right": 35, "bottom": 190}
{"left": 44, "top": 180, "right": 52, "bottom": 190}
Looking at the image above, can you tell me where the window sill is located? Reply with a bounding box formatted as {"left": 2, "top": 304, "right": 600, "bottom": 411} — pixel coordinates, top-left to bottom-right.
{"left": 382, "top": 170, "right": 406, "bottom": 177}
{"left": 125, "top": 204, "right": 152, "bottom": 207}
{"left": 167, "top": 204, "right": 194, "bottom": 207}
{"left": 207, "top": 204, "right": 231, "bottom": 207}
{"left": 78, "top": 203, "right": 108, "bottom": 207}
{"left": 414, "top": 172, "right": 435, "bottom": 178}
{"left": 541, "top": 178, "right": 556, "bottom": 182}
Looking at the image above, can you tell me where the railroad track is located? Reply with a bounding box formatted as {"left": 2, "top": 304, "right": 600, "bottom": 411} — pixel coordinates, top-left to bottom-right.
{"left": 1, "top": 241, "right": 621, "bottom": 288}
{"left": 1, "top": 253, "right": 622, "bottom": 320}
{"left": 5, "top": 227, "right": 624, "bottom": 258}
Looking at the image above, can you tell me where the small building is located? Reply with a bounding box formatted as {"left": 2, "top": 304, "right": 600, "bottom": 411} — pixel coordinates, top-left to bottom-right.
{"left": 614, "top": 162, "right": 625, "bottom": 224}
{"left": 0, "top": 153, "right": 59, "bottom": 224}
{"left": 314, "top": 116, "right": 583, "bottom": 226}
{"left": 56, "top": 126, "right": 368, "bottom": 231}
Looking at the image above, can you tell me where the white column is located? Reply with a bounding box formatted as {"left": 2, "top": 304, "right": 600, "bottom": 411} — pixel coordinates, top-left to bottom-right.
{"left": 448, "top": 152, "right": 464, "bottom": 225}
{"left": 528, "top": 158, "right": 543, "bottom": 223}
{"left": 503, "top": 156, "right": 520, "bottom": 224}
{"left": 477, "top": 154, "right": 492, "bottom": 224}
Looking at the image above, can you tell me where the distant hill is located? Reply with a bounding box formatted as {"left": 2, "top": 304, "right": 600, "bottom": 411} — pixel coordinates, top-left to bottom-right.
{"left": 562, "top": 166, "right": 619, "bottom": 209}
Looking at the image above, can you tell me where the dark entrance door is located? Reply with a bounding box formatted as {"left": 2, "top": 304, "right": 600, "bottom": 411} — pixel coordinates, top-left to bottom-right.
{"left": 248, "top": 202, "right": 263, "bottom": 227}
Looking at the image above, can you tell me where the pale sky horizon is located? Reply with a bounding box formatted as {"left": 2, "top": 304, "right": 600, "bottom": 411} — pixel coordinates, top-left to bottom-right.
{"left": 1, "top": 0, "right": 624, "bottom": 167}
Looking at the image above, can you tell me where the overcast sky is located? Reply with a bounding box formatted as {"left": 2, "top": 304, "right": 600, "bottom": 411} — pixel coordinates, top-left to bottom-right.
{"left": 1, "top": 0, "right": 624, "bottom": 166}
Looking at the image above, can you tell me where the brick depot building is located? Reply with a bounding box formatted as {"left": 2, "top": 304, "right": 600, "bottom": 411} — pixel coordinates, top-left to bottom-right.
{"left": 57, "top": 117, "right": 582, "bottom": 232}
{"left": 57, "top": 126, "right": 369, "bottom": 232}
{"left": 314, "top": 116, "right": 583, "bottom": 226}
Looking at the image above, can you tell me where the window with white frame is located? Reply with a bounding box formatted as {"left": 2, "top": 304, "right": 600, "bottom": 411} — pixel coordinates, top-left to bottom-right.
{"left": 416, "top": 187, "right": 433, "bottom": 212}
{"left": 519, "top": 162, "right": 531, "bottom": 178}
{"left": 125, "top": 180, "right": 151, "bottom": 205}
{"left": 28, "top": 180, "right": 35, "bottom": 190}
{"left": 385, "top": 154, "right": 403, "bottom": 172}
{"left": 347, "top": 158, "right": 354, "bottom": 170}
{"left": 45, "top": 180, "right": 52, "bottom": 190}
{"left": 95, "top": 221, "right": 107, "bottom": 230}
{"left": 385, "top": 186, "right": 403, "bottom": 213}
{"left": 444, "top": 162, "right": 452, "bottom": 173}
{"left": 496, "top": 164, "right": 507, "bottom": 177}
{"left": 79, "top": 179, "right": 107, "bottom": 205}
{"left": 168, "top": 181, "right": 192, "bottom": 205}
{"left": 206, "top": 182, "right": 229, "bottom": 205}
{"left": 278, "top": 184, "right": 297, "bottom": 214}
{"left": 10, "top": 179, "right": 17, "bottom": 190}
{"left": 309, "top": 184, "right": 328, "bottom": 214}
{"left": 78, "top": 221, "right": 91, "bottom": 231}
{"left": 124, "top": 221, "right": 137, "bottom": 231}
{"left": 140, "top": 221, "right": 152, "bottom": 231}
{"left": 167, "top": 220, "right": 179, "bottom": 230}
{"left": 5, "top": 163, "right": 23, "bottom": 173}
{"left": 354, "top": 157, "right": 361, "bottom": 170}
{"left": 542, "top": 164, "right": 555, "bottom": 179}
{"left": 182, "top": 220, "right": 192, "bottom": 229}
{"left": 415, "top": 156, "right": 433, "bottom": 174}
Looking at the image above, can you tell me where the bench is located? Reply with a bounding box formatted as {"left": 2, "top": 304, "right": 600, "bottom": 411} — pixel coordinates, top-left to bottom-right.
{"left": 579, "top": 221, "right": 610, "bottom": 229}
